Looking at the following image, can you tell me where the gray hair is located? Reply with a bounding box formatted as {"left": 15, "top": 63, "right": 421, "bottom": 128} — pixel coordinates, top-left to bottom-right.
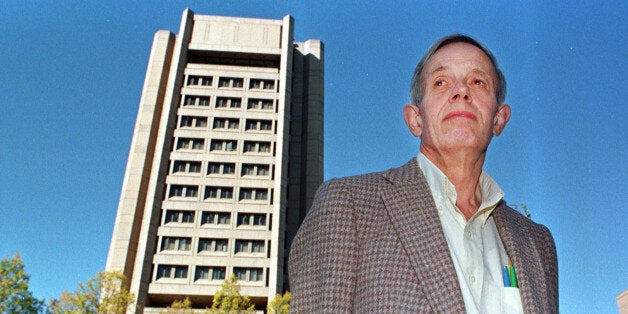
{"left": 409, "top": 34, "right": 507, "bottom": 106}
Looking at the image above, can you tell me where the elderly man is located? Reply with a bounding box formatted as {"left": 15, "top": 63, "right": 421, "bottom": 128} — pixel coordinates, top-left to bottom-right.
{"left": 289, "top": 34, "right": 558, "bottom": 312}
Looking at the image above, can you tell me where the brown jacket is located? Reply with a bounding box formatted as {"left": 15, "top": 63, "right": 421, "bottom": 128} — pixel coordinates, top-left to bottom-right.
{"left": 289, "top": 159, "right": 558, "bottom": 313}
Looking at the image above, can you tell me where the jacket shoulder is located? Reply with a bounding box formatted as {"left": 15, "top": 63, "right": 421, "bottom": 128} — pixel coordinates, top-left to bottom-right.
{"left": 497, "top": 203, "right": 553, "bottom": 235}
{"left": 321, "top": 158, "right": 420, "bottom": 190}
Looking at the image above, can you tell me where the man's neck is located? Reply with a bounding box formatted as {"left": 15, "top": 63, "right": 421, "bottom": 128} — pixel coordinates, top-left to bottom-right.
{"left": 420, "top": 146, "right": 486, "bottom": 220}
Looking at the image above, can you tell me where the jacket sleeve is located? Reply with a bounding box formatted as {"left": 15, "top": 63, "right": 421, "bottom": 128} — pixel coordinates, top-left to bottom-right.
{"left": 288, "top": 179, "right": 358, "bottom": 313}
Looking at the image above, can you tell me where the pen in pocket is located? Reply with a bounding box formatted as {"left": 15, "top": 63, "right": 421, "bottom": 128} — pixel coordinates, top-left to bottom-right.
{"left": 503, "top": 261, "right": 518, "bottom": 288}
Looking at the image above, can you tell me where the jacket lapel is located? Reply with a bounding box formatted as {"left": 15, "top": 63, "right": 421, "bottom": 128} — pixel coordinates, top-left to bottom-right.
{"left": 380, "top": 159, "right": 466, "bottom": 312}
{"left": 493, "top": 205, "right": 546, "bottom": 313}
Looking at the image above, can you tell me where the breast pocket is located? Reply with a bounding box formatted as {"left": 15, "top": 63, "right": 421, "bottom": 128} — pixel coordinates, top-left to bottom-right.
{"left": 501, "top": 287, "right": 523, "bottom": 313}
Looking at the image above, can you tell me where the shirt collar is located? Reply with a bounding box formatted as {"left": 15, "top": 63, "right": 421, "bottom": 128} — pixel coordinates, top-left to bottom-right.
{"left": 417, "top": 153, "right": 504, "bottom": 226}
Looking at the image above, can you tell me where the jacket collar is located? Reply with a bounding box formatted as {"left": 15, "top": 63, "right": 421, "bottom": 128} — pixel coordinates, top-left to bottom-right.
{"left": 380, "top": 158, "right": 466, "bottom": 312}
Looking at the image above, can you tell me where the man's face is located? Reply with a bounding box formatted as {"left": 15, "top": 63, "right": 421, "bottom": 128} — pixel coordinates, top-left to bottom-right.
{"left": 414, "top": 42, "right": 509, "bottom": 156}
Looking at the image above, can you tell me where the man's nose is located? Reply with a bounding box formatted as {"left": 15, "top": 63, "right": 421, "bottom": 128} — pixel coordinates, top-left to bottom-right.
{"left": 449, "top": 81, "right": 470, "bottom": 102}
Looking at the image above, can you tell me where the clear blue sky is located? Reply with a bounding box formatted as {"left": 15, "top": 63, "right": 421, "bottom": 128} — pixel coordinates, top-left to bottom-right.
{"left": 1, "top": 1, "right": 626, "bottom": 312}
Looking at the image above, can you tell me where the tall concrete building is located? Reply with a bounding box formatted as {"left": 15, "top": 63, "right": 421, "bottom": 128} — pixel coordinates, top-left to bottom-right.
{"left": 105, "top": 9, "right": 323, "bottom": 312}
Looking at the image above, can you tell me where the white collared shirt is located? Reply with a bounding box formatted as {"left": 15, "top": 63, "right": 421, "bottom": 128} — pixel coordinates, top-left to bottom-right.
{"left": 417, "top": 154, "right": 523, "bottom": 313}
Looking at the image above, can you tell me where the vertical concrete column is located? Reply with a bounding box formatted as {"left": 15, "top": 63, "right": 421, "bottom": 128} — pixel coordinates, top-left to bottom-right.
{"left": 105, "top": 30, "right": 175, "bottom": 286}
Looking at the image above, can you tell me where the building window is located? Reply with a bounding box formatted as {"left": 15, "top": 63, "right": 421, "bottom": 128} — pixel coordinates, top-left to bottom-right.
{"left": 195, "top": 266, "right": 209, "bottom": 280}
{"left": 168, "top": 185, "right": 198, "bottom": 199}
{"left": 240, "top": 164, "right": 270, "bottom": 177}
{"left": 242, "top": 141, "right": 272, "bottom": 154}
{"left": 241, "top": 164, "right": 254, "bottom": 176}
{"left": 232, "top": 267, "right": 263, "bottom": 282}
{"left": 211, "top": 267, "right": 226, "bottom": 280}
{"left": 218, "top": 77, "right": 244, "bottom": 88}
{"left": 233, "top": 268, "right": 247, "bottom": 281}
{"left": 213, "top": 118, "right": 240, "bottom": 130}
{"left": 183, "top": 96, "right": 195, "bottom": 106}
{"left": 239, "top": 188, "right": 252, "bottom": 200}
{"left": 180, "top": 116, "right": 192, "bottom": 127}
{"left": 257, "top": 165, "right": 269, "bottom": 176}
{"left": 237, "top": 213, "right": 266, "bottom": 227}
{"left": 213, "top": 119, "right": 225, "bottom": 129}
{"left": 223, "top": 163, "right": 235, "bottom": 174}
{"left": 249, "top": 79, "right": 275, "bottom": 90}
{"left": 238, "top": 188, "right": 268, "bottom": 202}
{"left": 201, "top": 77, "right": 213, "bottom": 86}
{"left": 180, "top": 116, "right": 208, "bottom": 128}
{"left": 176, "top": 138, "right": 204, "bottom": 151}
{"left": 201, "top": 212, "right": 231, "bottom": 226}
{"left": 234, "top": 240, "right": 265, "bottom": 254}
{"left": 246, "top": 98, "right": 274, "bottom": 110}
{"left": 260, "top": 120, "right": 272, "bottom": 131}
{"left": 198, "top": 96, "right": 210, "bottom": 106}
{"left": 182, "top": 95, "right": 211, "bottom": 107}
{"left": 209, "top": 139, "right": 237, "bottom": 152}
{"left": 187, "top": 75, "right": 213, "bottom": 87}
{"left": 207, "top": 162, "right": 236, "bottom": 176}
{"left": 172, "top": 161, "right": 202, "bottom": 174}
{"left": 161, "top": 237, "right": 192, "bottom": 251}
{"left": 244, "top": 119, "right": 273, "bottom": 132}
{"left": 156, "top": 265, "right": 188, "bottom": 280}
{"left": 164, "top": 210, "right": 195, "bottom": 224}
{"left": 255, "top": 189, "right": 268, "bottom": 200}
{"left": 198, "top": 238, "right": 229, "bottom": 253}
{"left": 220, "top": 188, "right": 233, "bottom": 199}
{"left": 195, "top": 266, "right": 226, "bottom": 281}
{"left": 204, "top": 186, "right": 233, "bottom": 200}
{"left": 215, "top": 97, "right": 242, "bottom": 109}
{"left": 208, "top": 163, "right": 218, "bottom": 174}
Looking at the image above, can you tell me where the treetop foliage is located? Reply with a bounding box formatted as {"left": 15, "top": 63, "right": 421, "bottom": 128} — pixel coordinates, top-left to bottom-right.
{"left": 47, "top": 270, "right": 134, "bottom": 314}
{"left": 267, "top": 291, "right": 291, "bottom": 314}
{"left": 210, "top": 274, "right": 255, "bottom": 313}
{"left": 0, "top": 253, "right": 45, "bottom": 314}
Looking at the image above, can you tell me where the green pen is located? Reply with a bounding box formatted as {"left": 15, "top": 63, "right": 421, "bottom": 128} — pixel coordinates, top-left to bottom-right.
{"left": 509, "top": 264, "right": 518, "bottom": 288}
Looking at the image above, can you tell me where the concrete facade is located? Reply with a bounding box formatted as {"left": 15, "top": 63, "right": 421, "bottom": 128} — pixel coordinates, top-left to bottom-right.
{"left": 618, "top": 290, "right": 628, "bottom": 314}
{"left": 105, "top": 9, "right": 323, "bottom": 311}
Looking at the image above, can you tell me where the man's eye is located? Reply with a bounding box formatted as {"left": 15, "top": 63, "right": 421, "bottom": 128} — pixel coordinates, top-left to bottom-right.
{"left": 474, "top": 79, "right": 486, "bottom": 85}
{"left": 434, "top": 80, "right": 446, "bottom": 86}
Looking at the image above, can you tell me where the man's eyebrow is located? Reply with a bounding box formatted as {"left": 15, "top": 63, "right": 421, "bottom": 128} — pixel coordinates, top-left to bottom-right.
{"left": 470, "top": 68, "right": 490, "bottom": 76}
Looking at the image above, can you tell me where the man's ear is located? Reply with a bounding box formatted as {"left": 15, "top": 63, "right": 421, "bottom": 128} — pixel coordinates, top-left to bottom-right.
{"left": 403, "top": 104, "right": 422, "bottom": 137}
{"left": 492, "top": 104, "right": 511, "bottom": 136}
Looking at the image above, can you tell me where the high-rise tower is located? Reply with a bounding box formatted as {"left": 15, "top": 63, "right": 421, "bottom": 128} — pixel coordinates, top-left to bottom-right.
{"left": 105, "top": 9, "right": 323, "bottom": 311}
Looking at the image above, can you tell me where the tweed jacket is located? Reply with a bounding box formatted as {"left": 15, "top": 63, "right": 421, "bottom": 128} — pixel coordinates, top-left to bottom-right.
{"left": 289, "top": 159, "right": 558, "bottom": 313}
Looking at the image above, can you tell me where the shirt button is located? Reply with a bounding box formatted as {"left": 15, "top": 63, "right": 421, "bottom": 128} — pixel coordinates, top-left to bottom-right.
{"left": 466, "top": 230, "right": 472, "bottom": 238}
{"left": 469, "top": 275, "right": 476, "bottom": 283}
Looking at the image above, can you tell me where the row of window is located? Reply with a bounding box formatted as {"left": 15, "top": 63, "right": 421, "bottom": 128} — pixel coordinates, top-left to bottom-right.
{"left": 176, "top": 138, "right": 273, "bottom": 155}
{"left": 161, "top": 237, "right": 266, "bottom": 255}
{"left": 186, "top": 75, "right": 276, "bottom": 91}
{"left": 172, "top": 161, "right": 272, "bottom": 178}
{"left": 179, "top": 116, "right": 274, "bottom": 132}
{"left": 156, "top": 264, "right": 264, "bottom": 282}
{"left": 168, "top": 185, "right": 272, "bottom": 203}
{"left": 183, "top": 96, "right": 275, "bottom": 111}
{"left": 164, "top": 210, "right": 267, "bottom": 228}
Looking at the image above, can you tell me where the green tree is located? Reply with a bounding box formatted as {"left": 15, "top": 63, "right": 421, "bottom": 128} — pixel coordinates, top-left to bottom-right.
{"left": 0, "top": 253, "right": 44, "bottom": 313}
{"left": 210, "top": 275, "right": 255, "bottom": 313}
{"left": 161, "top": 297, "right": 193, "bottom": 314}
{"left": 47, "top": 270, "right": 134, "bottom": 314}
{"left": 267, "top": 291, "right": 290, "bottom": 314}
